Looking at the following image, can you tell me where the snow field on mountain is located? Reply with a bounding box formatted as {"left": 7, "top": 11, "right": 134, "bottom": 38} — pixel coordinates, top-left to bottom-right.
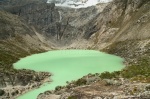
{"left": 47, "top": 0, "right": 112, "bottom": 8}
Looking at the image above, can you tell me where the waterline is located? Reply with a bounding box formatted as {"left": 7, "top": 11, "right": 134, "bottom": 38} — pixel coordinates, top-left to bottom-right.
{"left": 14, "top": 50, "right": 124, "bottom": 99}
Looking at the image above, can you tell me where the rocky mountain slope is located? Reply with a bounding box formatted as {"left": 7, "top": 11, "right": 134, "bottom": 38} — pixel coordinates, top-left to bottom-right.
{"left": 0, "top": 0, "right": 150, "bottom": 98}
{"left": 47, "top": 0, "right": 112, "bottom": 8}
{"left": 0, "top": 10, "right": 52, "bottom": 98}
{"left": 0, "top": 10, "right": 51, "bottom": 69}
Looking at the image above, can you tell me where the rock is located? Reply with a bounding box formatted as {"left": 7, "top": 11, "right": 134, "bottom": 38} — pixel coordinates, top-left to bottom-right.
{"left": 0, "top": 89, "right": 5, "bottom": 96}
{"left": 60, "top": 92, "right": 71, "bottom": 99}
{"left": 145, "top": 84, "right": 150, "bottom": 91}
{"left": 1, "top": 0, "right": 150, "bottom": 99}
{"left": 14, "top": 90, "right": 19, "bottom": 96}
{"left": 140, "top": 91, "right": 150, "bottom": 98}
{"left": 45, "top": 91, "right": 52, "bottom": 95}
{"left": 104, "top": 79, "right": 122, "bottom": 86}
{"left": 55, "top": 86, "right": 62, "bottom": 91}
{"left": 93, "top": 96, "right": 102, "bottom": 99}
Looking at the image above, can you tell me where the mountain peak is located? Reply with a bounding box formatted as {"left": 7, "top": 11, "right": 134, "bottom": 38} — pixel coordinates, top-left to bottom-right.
{"left": 47, "top": 0, "right": 112, "bottom": 8}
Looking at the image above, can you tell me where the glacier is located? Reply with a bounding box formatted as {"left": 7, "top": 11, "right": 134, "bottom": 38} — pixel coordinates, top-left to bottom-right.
{"left": 47, "top": 0, "right": 112, "bottom": 8}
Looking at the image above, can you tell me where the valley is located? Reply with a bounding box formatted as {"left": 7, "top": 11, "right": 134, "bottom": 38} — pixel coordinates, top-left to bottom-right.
{"left": 0, "top": 0, "right": 150, "bottom": 99}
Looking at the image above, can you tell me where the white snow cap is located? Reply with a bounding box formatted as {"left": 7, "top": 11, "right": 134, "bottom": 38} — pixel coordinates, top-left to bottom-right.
{"left": 47, "top": 0, "right": 112, "bottom": 8}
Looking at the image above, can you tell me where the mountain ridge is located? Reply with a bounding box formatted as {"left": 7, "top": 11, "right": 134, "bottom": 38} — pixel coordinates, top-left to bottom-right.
{"left": 0, "top": 0, "right": 150, "bottom": 98}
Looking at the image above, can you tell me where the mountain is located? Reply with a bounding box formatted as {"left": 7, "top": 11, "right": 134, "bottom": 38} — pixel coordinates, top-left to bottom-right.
{"left": 0, "top": 10, "right": 53, "bottom": 98}
{"left": 47, "top": 0, "right": 112, "bottom": 8}
{"left": 0, "top": 0, "right": 150, "bottom": 98}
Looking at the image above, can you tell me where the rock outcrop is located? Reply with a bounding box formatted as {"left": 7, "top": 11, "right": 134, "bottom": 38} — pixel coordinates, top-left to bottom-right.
{"left": 0, "top": 70, "right": 50, "bottom": 99}
{"left": 37, "top": 77, "right": 150, "bottom": 99}
{"left": 0, "top": 10, "right": 51, "bottom": 98}
{"left": 2, "top": 1, "right": 108, "bottom": 45}
{"left": 0, "top": 10, "right": 51, "bottom": 69}
{"left": 1, "top": 0, "right": 150, "bottom": 51}
{"left": 0, "top": 0, "right": 150, "bottom": 99}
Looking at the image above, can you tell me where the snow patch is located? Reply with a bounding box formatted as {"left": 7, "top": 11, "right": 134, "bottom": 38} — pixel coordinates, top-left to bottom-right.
{"left": 47, "top": 0, "right": 112, "bottom": 8}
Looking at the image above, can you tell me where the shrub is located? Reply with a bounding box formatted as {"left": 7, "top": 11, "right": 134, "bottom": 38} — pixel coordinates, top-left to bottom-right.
{"left": 75, "top": 78, "right": 87, "bottom": 86}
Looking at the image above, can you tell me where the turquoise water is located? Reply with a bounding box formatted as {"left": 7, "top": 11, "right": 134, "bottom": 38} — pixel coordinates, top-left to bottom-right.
{"left": 13, "top": 50, "right": 124, "bottom": 99}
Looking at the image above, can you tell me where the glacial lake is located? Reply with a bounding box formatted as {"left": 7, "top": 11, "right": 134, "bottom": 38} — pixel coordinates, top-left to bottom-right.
{"left": 13, "top": 50, "right": 124, "bottom": 99}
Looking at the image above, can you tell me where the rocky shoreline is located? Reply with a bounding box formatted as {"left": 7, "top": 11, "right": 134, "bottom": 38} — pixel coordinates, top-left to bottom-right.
{"left": 38, "top": 75, "right": 150, "bottom": 99}
{"left": 0, "top": 0, "right": 150, "bottom": 99}
{"left": 0, "top": 70, "right": 51, "bottom": 99}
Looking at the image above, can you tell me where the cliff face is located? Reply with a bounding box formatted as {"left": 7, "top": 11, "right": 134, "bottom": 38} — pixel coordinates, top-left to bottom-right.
{"left": 0, "top": 0, "right": 150, "bottom": 98}
{"left": 3, "top": 1, "right": 108, "bottom": 45}
{"left": 0, "top": 0, "right": 47, "bottom": 6}
{"left": 0, "top": 11, "right": 50, "bottom": 68}
{"left": 9, "top": 0, "right": 149, "bottom": 56}
{"left": 65, "top": 0, "right": 150, "bottom": 63}
{"left": 0, "top": 10, "right": 52, "bottom": 98}
{"left": 1, "top": 0, "right": 150, "bottom": 49}
{"left": 95, "top": 0, "right": 150, "bottom": 43}
{"left": 0, "top": 0, "right": 149, "bottom": 77}
{"left": 95, "top": 0, "right": 150, "bottom": 63}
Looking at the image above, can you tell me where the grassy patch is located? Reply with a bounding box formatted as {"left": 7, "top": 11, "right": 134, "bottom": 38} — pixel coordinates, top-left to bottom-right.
{"left": 0, "top": 40, "right": 44, "bottom": 69}
{"left": 101, "top": 38, "right": 150, "bottom": 82}
{"left": 99, "top": 56, "right": 150, "bottom": 82}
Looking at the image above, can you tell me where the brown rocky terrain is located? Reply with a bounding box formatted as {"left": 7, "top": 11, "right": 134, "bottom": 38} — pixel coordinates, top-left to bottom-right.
{"left": 37, "top": 0, "right": 150, "bottom": 98}
{"left": 38, "top": 77, "right": 150, "bottom": 99}
{"left": 0, "top": 0, "right": 150, "bottom": 99}
{"left": 0, "top": 71, "right": 50, "bottom": 99}
{"left": 0, "top": 10, "right": 52, "bottom": 99}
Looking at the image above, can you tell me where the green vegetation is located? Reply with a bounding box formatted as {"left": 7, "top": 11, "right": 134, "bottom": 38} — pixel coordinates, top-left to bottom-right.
{"left": 0, "top": 41, "right": 44, "bottom": 69}
{"left": 55, "top": 86, "right": 62, "bottom": 91}
{"left": 0, "top": 89, "right": 5, "bottom": 96}
{"left": 101, "top": 36, "right": 150, "bottom": 82}
{"left": 99, "top": 56, "right": 150, "bottom": 82}
{"left": 61, "top": 56, "right": 150, "bottom": 91}
{"left": 100, "top": 71, "right": 120, "bottom": 79}
{"left": 75, "top": 78, "right": 87, "bottom": 86}
{"left": 121, "top": 57, "right": 150, "bottom": 82}
{"left": 0, "top": 11, "right": 45, "bottom": 70}
{"left": 68, "top": 96, "right": 78, "bottom": 99}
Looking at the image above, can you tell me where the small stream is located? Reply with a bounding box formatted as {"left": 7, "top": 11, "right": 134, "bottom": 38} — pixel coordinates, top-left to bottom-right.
{"left": 13, "top": 50, "right": 124, "bottom": 99}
